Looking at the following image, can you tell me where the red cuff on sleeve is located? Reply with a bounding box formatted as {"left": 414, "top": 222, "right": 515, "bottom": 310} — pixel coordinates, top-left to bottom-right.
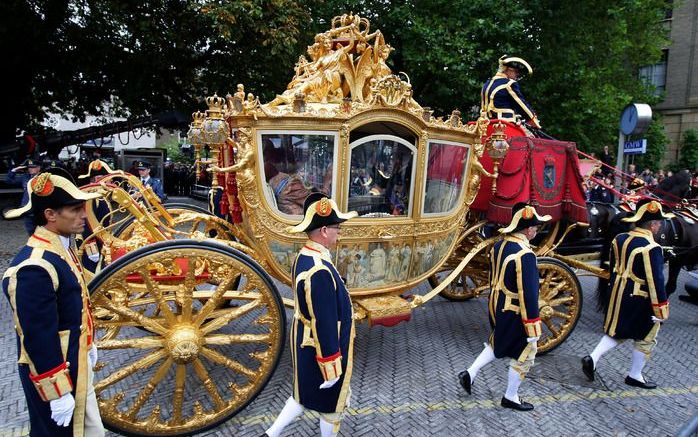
{"left": 316, "top": 351, "right": 341, "bottom": 363}
{"left": 29, "top": 361, "right": 68, "bottom": 382}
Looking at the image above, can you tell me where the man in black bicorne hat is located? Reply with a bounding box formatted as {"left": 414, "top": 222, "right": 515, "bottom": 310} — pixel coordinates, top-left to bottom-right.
{"left": 264, "top": 193, "right": 357, "bottom": 437}
{"left": 2, "top": 173, "right": 105, "bottom": 436}
{"left": 582, "top": 199, "right": 672, "bottom": 389}
{"left": 481, "top": 55, "right": 541, "bottom": 129}
{"left": 458, "top": 202, "right": 550, "bottom": 411}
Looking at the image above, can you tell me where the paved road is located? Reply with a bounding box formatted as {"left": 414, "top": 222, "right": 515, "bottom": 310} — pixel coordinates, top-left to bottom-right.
{"left": 0, "top": 196, "right": 696, "bottom": 436}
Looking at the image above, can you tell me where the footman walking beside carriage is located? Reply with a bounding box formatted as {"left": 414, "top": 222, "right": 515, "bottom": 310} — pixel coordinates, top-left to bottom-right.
{"left": 458, "top": 202, "right": 550, "bottom": 411}
{"left": 2, "top": 173, "right": 105, "bottom": 436}
{"left": 582, "top": 199, "right": 673, "bottom": 389}
{"left": 264, "top": 193, "right": 357, "bottom": 437}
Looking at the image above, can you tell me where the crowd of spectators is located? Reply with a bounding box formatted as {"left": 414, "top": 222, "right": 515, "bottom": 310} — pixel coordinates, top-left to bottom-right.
{"left": 3, "top": 152, "right": 199, "bottom": 199}
{"left": 584, "top": 160, "right": 698, "bottom": 203}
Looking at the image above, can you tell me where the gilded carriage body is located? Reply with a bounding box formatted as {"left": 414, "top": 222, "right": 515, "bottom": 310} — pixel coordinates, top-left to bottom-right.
{"left": 81, "top": 14, "right": 590, "bottom": 436}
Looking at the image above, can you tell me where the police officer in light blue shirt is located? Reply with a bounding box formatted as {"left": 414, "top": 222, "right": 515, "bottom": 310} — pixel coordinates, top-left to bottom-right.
{"left": 136, "top": 160, "right": 166, "bottom": 202}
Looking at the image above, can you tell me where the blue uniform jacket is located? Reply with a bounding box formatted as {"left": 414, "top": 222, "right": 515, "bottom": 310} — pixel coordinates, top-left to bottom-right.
{"left": 481, "top": 73, "right": 536, "bottom": 122}
{"left": 2, "top": 227, "right": 93, "bottom": 436}
{"left": 291, "top": 240, "right": 355, "bottom": 414}
{"left": 604, "top": 228, "right": 669, "bottom": 339}
{"left": 142, "top": 177, "right": 165, "bottom": 202}
{"left": 488, "top": 234, "right": 542, "bottom": 360}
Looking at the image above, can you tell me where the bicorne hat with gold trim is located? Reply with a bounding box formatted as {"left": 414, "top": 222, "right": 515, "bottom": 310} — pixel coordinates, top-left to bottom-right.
{"left": 79, "top": 159, "right": 118, "bottom": 179}
{"left": 499, "top": 55, "right": 533, "bottom": 77}
{"left": 622, "top": 198, "right": 674, "bottom": 225}
{"left": 288, "top": 192, "right": 358, "bottom": 233}
{"left": 3, "top": 173, "right": 101, "bottom": 219}
{"left": 499, "top": 202, "right": 552, "bottom": 234}
{"left": 20, "top": 158, "right": 41, "bottom": 168}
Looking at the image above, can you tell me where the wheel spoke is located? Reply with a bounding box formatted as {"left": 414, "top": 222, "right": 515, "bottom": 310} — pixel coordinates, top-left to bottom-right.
{"left": 171, "top": 365, "right": 186, "bottom": 425}
{"left": 181, "top": 258, "right": 196, "bottom": 321}
{"left": 97, "top": 299, "right": 169, "bottom": 336}
{"left": 98, "top": 336, "right": 163, "bottom": 350}
{"left": 192, "top": 275, "right": 237, "bottom": 326}
{"left": 552, "top": 310, "right": 572, "bottom": 320}
{"left": 192, "top": 358, "right": 226, "bottom": 409}
{"left": 138, "top": 269, "right": 176, "bottom": 325}
{"left": 200, "top": 347, "right": 257, "bottom": 378}
{"left": 546, "top": 296, "right": 574, "bottom": 306}
{"left": 200, "top": 300, "right": 261, "bottom": 334}
{"left": 94, "top": 349, "right": 168, "bottom": 393}
{"left": 205, "top": 333, "right": 270, "bottom": 345}
{"left": 543, "top": 318, "right": 560, "bottom": 338}
{"left": 126, "top": 358, "right": 173, "bottom": 419}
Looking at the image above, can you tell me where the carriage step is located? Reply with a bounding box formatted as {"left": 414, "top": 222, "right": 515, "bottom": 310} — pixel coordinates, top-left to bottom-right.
{"left": 355, "top": 295, "right": 412, "bottom": 328}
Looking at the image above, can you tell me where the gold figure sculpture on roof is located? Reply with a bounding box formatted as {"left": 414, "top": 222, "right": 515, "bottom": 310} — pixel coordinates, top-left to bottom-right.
{"left": 268, "top": 13, "right": 397, "bottom": 107}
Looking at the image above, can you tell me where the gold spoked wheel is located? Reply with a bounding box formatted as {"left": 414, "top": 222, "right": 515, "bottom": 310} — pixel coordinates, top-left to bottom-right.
{"left": 428, "top": 266, "right": 489, "bottom": 301}
{"left": 89, "top": 240, "right": 286, "bottom": 436}
{"left": 536, "top": 257, "right": 583, "bottom": 355}
{"left": 428, "top": 224, "right": 491, "bottom": 301}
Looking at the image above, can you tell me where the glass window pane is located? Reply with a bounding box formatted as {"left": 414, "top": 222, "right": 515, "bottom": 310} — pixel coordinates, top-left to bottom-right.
{"left": 261, "top": 132, "right": 334, "bottom": 216}
{"left": 348, "top": 138, "right": 414, "bottom": 217}
{"left": 423, "top": 142, "right": 469, "bottom": 214}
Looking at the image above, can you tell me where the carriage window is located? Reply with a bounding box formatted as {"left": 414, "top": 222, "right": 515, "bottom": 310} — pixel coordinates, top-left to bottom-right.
{"left": 348, "top": 136, "right": 414, "bottom": 217}
{"left": 423, "top": 141, "right": 469, "bottom": 214}
{"left": 260, "top": 132, "right": 335, "bottom": 216}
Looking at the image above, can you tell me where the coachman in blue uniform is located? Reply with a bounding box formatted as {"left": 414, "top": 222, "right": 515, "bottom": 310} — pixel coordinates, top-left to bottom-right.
{"left": 2, "top": 173, "right": 105, "bottom": 436}
{"left": 481, "top": 55, "right": 541, "bottom": 129}
{"left": 458, "top": 202, "right": 550, "bottom": 411}
{"left": 264, "top": 193, "right": 357, "bottom": 437}
{"left": 135, "top": 160, "right": 166, "bottom": 202}
{"left": 582, "top": 199, "right": 672, "bottom": 389}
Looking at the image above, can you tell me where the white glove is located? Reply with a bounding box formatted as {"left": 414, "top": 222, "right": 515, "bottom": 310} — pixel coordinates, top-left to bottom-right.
{"left": 88, "top": 344, "right": 98, "bottom": 369}
{"left": 87, "top": 253, "right": 100, "bottom": 263}
{"left": 527, "top": 336, "right": 540, "bottom": 343}
{"left": 50, "top": 393, "right": 75, "bottom": 427}
{"left": 319, "top": 377, "right": 340, "bottom": 389}
{"left": 651, "top": 316, "right": 665, "bottom": 324}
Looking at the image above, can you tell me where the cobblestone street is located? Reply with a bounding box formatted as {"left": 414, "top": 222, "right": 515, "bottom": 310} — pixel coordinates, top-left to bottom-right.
{"left": 1, "top": 196, "right": 696, "bottom": 436}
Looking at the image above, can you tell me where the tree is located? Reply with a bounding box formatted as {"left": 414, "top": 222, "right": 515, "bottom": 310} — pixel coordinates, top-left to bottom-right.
{"left": 0, "top": 0, "right": 311, "bottom": 153}
{"left": 308, "top": 0, "right": 669, "bottom": 153}
{"left": 679, "top": 129, "right": 698, "bottom": 171}
{"left": 1, "top": 0, "right": 672, "bottom": 160}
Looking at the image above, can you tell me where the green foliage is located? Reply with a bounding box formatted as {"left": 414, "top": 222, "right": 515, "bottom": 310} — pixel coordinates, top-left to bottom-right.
{"left": 161, "top": 139, "right": 192, "bottom": 165}
{"left": 2, "top": 0, "right": 673, "bottom": 161}
{"left": 679, "top": 129, "right": 698, "bottom": 171}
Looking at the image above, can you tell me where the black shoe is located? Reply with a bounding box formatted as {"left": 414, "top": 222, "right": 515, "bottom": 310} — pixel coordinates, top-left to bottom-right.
{"left": 581, "top": 355, "right": 595, "bottom": 381}
{"left": 679, "top": 294, "right": 698, "bottom": 305}
{"left": 458, "top": 371, "right": 472, "bottom": 395}
{"left": 501, "top": 396, "right": 534, "bottom": 411}
{"left": 624, "top": 376, "right": 657, "bottom": 389}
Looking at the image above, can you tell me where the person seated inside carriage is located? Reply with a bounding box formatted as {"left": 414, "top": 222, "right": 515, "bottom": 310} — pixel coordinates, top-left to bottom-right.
{"left": 481, "top": 55, "right": 541, "bottom": 129}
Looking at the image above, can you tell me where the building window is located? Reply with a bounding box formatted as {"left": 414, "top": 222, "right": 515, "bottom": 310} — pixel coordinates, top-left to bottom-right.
{"left": 638, "top": 50, "right": 667, "bottom": 96}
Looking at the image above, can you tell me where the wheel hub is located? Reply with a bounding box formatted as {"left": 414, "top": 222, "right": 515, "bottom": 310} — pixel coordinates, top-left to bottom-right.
{"left": 166, "top": 325, "right": 202, "bottom": 364}
{"left": 539, "top": 304, "right": 554, "bottom": 319}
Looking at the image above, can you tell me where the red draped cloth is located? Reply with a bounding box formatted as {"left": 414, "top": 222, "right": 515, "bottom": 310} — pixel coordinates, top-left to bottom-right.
{"left": 471, "top": 137, "right": 588, "bottom": 225}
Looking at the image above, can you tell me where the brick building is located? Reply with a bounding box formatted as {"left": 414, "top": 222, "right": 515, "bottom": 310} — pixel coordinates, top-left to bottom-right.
{"left": 646, "top": 0, "right": 698, "bottom": 164}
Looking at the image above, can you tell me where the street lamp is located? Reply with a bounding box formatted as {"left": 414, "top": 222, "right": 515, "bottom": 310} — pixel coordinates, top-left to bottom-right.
{"left": 187, "top": 111, "right": 205, "bottom": 180}
{"left": 202, "top": 94, "right": 229, "bottom": 190}
{"left": 486, "top": 121, "right": 510, "bottom": 194}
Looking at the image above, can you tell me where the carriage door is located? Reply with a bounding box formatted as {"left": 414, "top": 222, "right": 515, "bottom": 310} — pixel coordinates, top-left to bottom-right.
{"left": 338, "top": 132, "right": 418, "bottom": 293}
